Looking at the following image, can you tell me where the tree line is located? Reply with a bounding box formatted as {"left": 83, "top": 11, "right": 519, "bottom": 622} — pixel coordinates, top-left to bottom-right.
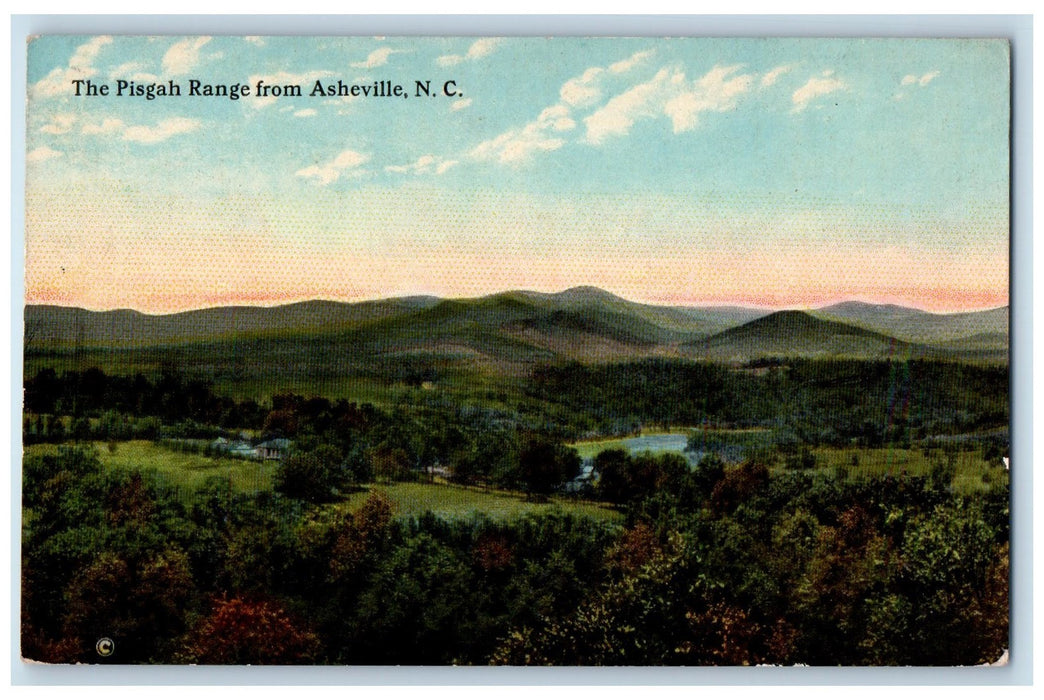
{"left": 529, "top": 358, "right": 1009, "bottom": 445}
{"left": 21, "top": 445, "right": 1008, "bottom": 665}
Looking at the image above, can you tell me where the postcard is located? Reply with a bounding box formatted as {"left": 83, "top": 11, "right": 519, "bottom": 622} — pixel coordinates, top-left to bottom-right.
{"left": 21, "top": 35, "right": 1010, "bottom": 666}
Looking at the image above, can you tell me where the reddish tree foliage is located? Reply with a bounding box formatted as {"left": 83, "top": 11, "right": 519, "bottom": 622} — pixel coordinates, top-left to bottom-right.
{"left": 54, "top": 548, "right": 195, "bottom": 663}
{"left": 183, "top": 596, "right": 320, "bottom": 664}
{"left": 606, "top": 523, "right": 661, "bottom": 575}
{"left": 710, "top": 461, "right": 770, "bottom": 515}
{"left": 472, "top": 533, "right": 514, "bottom": 572}
{"left": 678, "top": 600, "right": 762, "bottom": 665}
{"left": 329, "top": 491, "right": 393, "bottom": 579}
{"left": 262, "top": 409, "right": 298, "bottom": 436}
{"left": 106, "top": 472, "right": 155, "bottom": 526}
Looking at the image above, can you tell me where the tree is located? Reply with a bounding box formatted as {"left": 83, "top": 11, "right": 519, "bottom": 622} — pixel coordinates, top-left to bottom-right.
{"left": 593, "top": 448, "right": 631, "bottom": 504}
{"left": 347, "top": 532, "right": 480, "bottom": 664}
{"left": 329, "top": 491, "right": 393, "bottom": 581}
{"left": 369, "top": 444, "right": 413, "bottom": 482}
{"left": 275, "top": 445, "right": 349, "bottom": 502}
{"left": 710, "top": 461, "right": 770, "bottom": 515}
{"left": 58, "top": 548, "right": 195, "bottom": 663}
{"left": 691, "top": 453, "right": 726, "bottom": 496}
{"left": 180, "top": 596, "right": 320, "bottom": 664}
{"left": 517, "top": 438, "right": 581, "bottom": 498}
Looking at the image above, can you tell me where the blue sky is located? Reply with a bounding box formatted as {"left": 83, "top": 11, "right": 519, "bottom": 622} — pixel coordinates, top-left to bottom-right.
{"left": 25, "top": 36, "right": 1010, "bottom": 312}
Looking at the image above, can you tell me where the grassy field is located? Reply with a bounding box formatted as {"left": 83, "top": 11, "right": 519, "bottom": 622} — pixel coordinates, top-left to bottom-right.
{"left": 565, "top": 432, "right": 1007, "bottom": 496}
{"left": 810, "top": 446, "right": 1008, "bottom": 494}
{"left": 23, "top": 441, "right": 275, "bottom": 499}
{"left": 334, "top": 482, "right": 623, "bottom": 522}
{"left": 22, "top": 440, "right": 623, "bottom": 520}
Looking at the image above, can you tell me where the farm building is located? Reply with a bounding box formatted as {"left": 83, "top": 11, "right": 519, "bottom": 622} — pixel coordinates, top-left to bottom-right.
{"left": 255, "top": 438, "right": 292, "bottom": 461}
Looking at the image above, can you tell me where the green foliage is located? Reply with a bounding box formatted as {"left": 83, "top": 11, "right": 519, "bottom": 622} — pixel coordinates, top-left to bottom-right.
{"left": 21, "top": 447, "right": 202, "bottom": 663}
{"left": 59, "top": 547, "right": 195, "bottom": 663}
{"left": 347, "top": 532, "right": 482, "bottom": 663}
{"left": 516, "top": 438, "right": 581, "bottom": 497}
{"left": 592, "top": 448, "right": 631, "bottom": 504}
{"left": 529, "top": 358, "right": 1008, "bottom": 443}
{"left": 329, "top": 491, "right": 393, "bottom": 582}
{"left": 692, "top": 453, "right": 726, "bottom": 496}
{"left": 784, "top": 446, "right": 818, "bottom": 471}
{"left": 594, "top": 448, "right": 695, "bottom": 512}
{"left": 275, "top": 445, "right": 352, "bottom": 502}
{"left": 20, "top": 353, "right": 1009, "bottom": 666}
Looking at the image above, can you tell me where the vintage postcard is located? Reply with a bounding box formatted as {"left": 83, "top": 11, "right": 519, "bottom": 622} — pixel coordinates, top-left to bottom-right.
{"left": 22, "top": 36, "right": 1010, "bottom": 666}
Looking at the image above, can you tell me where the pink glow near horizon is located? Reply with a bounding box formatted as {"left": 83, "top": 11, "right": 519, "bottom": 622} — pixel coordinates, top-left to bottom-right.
{"left": 24, "top": 189, "right": 1007, "bottom": 315}
{"left": 24, "top": 239, "right": 1009, "bottom": 315}
{"left": 25, "top": 234, "right": 1008, "bottom": 314}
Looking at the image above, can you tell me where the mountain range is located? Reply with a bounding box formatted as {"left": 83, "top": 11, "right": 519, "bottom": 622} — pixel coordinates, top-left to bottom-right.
{"left": 24, "top": 287, "right": 1009, "bottom": 373}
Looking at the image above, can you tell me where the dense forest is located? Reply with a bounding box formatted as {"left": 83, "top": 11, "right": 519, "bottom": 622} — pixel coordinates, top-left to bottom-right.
{"left": 21, "top": 358, "right": 1009, "bottom": 665}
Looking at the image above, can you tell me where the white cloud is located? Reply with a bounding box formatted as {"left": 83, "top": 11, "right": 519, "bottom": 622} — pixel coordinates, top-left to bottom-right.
{"left": 122, "top": 117, "right": 201, "bottom": 144}
{"left": 470, "top": 103, "right": 576, "bottom": 164}
{"left": 385, "top": 154, "right": 458, "bottom": 176}
{"left": 436, "top": 54, "right": 463, "bottom": 68}
{"left": 471, "top": 128, "right": 566, "bottom": 164}
{"left": 901, "top": 70, "right": 941, "bottom": 87}
{"left": 39, "top": 113, "right": 76, "bottom": 135}
{"left": 560, "top": 50, "right": 654, "bottom": 108}
{"left": 293, "top": 108, "right": 317, "bottom": 118}
{"left": 470, "top": 52, "right": 759, "bottom": 165}
{"left": 761, "top": 64, "right": 793, "bottom": 87}
{"left": 32, "top": 35, "right": 112, "bottom": 98}
{"left": 584, "top": 67, "right": 681, "bottom": 144}
{"left": 27, "top": 146, "right": 63, "bottom": 163}
{"left": 162, "top": 37, "right": 212, "bottom": 76}
{"left": 451, "top": 97, "right": 473, "bottom": 111}
{"left": 664, "top": 64, "right": 754, "bottom": 133}
{"left": 81, "top": 117, "right": 126, "bottom": 135}
{"left": 560, "top": 67, "right": 605, "bottom": 108}
{"left": 582, "top": 63, "right": 757, "bottom": 144}
{"left": 467, "top": 38, "right": 500, "bottom": 60}
{"left": 791, "top": 71, "right": 846, "bottom": 112}
{"left": 296, "top": 149, "right": 370, "bottom": 185}
{"left": 247, "top": 69, "right": 335, "bottom": 108}
{"left": 351, "top": 47, "right": 400, "bottom": 69}
{"left": 609, "top": 49, "right": 654, "bottom": 74}
{"left": 436, "top": 160, "right": 459, "bottom": 175}
{"left": 437, "top": 38, "right": 501, "bottom": 67}
{"left": 537, "top": 104, "right": 576, "bottom": 132}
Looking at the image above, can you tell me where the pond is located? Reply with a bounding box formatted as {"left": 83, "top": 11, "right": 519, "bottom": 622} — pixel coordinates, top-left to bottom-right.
{"left": 572, "top": 430, "right": 754, "bottom": 466}
{"left": 618, "top": 433, "right": 691, "bottom": 455}
{"left": 572, "top": 432, "right": 701, "bottom": 465}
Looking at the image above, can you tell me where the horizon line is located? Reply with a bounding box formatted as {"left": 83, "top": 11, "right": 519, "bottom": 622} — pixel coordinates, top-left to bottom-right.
{"left": 23, "top": 285, "right": 1011, "bottom": 317}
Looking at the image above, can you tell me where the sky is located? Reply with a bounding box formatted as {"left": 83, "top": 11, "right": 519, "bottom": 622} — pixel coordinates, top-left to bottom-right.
{"left": 24, "top": 36, "right": 1010, "bottom": 313}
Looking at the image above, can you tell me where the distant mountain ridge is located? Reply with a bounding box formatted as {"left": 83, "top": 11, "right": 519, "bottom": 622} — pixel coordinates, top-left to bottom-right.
{"left": 685, "top": 310, "right": 915, "bottom": 362}
{"left": 813, "top": 301, "right": 1009, "bottom": 344}
{"left": 24, "top": 288, "right": 1008, "bottom": 369}
{"left": 24, "top": 297, "right": 441, "bottom": 349}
